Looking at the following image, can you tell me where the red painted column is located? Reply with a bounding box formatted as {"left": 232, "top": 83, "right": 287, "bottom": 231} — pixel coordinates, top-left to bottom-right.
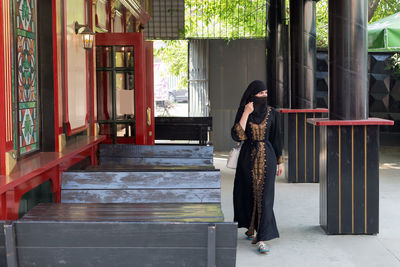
{"left": 5, "top": 190, "right": 19, "bottom": 220}
{"left": 89, "top": 0, "right": 96, "bottom": 137}
{"left": 52, "top": 0, "right": 60, "bottom": 152}
{"left": 0, "top": 0, "right": 7, "bottom": 175}
{"left": 145, "top": 41, "right": 154, "bottom": 145}
{"left": 135, "top": 33, "right": 146, "bottom": 145}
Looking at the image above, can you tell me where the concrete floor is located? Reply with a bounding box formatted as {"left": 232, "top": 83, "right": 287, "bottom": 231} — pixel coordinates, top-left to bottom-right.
{"left": 214, "top": 146, "right": 400, "bottom": 267}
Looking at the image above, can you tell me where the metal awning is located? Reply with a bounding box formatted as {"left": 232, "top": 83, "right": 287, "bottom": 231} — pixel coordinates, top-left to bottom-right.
{"left": 368, "top": 12, "right": 400, "bottom": 52}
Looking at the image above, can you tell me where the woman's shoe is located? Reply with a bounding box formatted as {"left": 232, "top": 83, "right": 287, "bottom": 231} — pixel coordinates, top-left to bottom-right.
{"left": 257, "top": 241, "right": 270, "bottom": 253}
{"left": 246, "top": 235, "right": 256, "bottom": 241}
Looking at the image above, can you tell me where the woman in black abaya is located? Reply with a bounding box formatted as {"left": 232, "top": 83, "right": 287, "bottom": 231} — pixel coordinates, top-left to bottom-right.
{"left": 231, "top": 80, "right": 283, "bottom": 253}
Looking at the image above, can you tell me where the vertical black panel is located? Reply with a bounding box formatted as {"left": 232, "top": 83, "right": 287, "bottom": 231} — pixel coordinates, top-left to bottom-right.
{"left": 353, "top": 126, "right": 366, "bottom": 233}
{"left": 287, "top": 114, "right": 297, "bottom": 182}
{"left": 326, "top": 126, "right": 339, "bottom": 234}
{"left": 314, "top": 114, "right": 321, "bottom": 183}
{"left": 297, "top": 113, "right": 305, "bottom": 182}
{"left": 340, "top": 126, "right": 353, "bottom": 234}
{"left": 283, "top": 113, "right": 289, "bottom": 180}
{"left": 306, "top": 113, "right": 314, "bottom": 182}
{"left": 366, "top": 126, "right": 379, "bottom": 234}
{"left": 319, "top": 126, "right": 327, "bottom": 228}
{"left": 38, "top": 0, "right": 55, "bottom": 152}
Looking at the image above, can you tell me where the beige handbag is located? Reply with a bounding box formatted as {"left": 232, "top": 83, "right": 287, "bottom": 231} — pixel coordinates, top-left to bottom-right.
{"left": 226, "top": 143, "right": 241, "bottom": 169}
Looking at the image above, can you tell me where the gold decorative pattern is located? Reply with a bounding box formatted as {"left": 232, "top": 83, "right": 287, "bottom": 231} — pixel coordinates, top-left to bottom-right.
{"left": 247, "top": 107, "right": 272, "bottom": 236}
{"left": 233, "top": 123, "right": 247, "bottom": 141}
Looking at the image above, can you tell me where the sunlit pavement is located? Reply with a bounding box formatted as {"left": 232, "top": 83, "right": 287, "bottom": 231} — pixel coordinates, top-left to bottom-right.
{"left": 214, "top": 147, "right": 400, "bottom": 267}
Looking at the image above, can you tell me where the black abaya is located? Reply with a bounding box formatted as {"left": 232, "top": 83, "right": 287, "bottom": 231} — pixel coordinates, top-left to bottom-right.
{"left": 231, "top": 105, "right": 283, "bottom": 242}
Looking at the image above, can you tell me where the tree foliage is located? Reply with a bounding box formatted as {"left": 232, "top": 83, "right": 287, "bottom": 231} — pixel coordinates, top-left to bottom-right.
{"left": 185, "top": 0, "right": 267, "bottom": 39}
{"left": 154, "top": 40, "right": 188, "bottom": 89}
{"left": 316, "top": 0, "right": 400, "bottom": 47}
{"left": 156, "top": 0, "right": 400, "bottom": 87}
{"left": 369, "top": 0, "right": 400, "bottom": 23}
{"left": 316, "top": 0, "right": 328, "bottom": 48}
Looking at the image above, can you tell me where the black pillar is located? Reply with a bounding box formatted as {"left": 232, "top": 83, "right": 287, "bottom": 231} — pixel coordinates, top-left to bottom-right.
{"left": 290, "top": 0, "right": 317, "bottom": 109}
{"left": 311, "top": 0, "right": 391, "bottom": 235}
{"left": 267, "top": 0, "right": 289, "bottom": 108}
{"left": 328, "top": 0, "right": 368, "bottom": 120}
{"left": 283, "top": 0, "right": 321, "bottom": 184}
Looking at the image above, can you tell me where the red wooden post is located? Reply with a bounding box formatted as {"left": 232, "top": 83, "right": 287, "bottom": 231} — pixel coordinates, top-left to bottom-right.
{"left": 5, "top": 190, "right": 19, "bottom": 220}
{"left": 145, "top": 41, "right": 155, "bottom": 145}
{"left": 134, "top": 33, "right": 146, "bottom": 144}
{"left": 52, "top": 0, "right": 60, "bottom": 152}
{"left": 0, "top": 0, "right": 6, "bottom": 175}
{"left": 0, "top": 193, "right": 6, "bottom": 220}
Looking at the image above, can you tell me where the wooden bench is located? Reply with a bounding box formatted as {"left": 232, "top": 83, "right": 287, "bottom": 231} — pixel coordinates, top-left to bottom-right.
{"left": 155, "top": 117, "right": 212, "bottom": 145}
{"left": 3, "top": 203, "right": 237, "bottom": 267}
{"left": 99, "top": 144, "right": 214, "bottom": 167}
{"left": 61, "top": 167, "right": 221, "bottom": 204}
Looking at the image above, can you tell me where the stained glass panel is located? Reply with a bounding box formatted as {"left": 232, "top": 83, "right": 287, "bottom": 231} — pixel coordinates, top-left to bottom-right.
{"left": 17, "top": 0, "right": 34, "bottom": 32}
{"left": 16, "top": 0, "right": 39, "bottom": 155}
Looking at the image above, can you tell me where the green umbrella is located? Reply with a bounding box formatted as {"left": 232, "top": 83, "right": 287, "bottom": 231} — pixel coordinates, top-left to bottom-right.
{"left": 368, "top": 12, "right": 400, "bottom": 52}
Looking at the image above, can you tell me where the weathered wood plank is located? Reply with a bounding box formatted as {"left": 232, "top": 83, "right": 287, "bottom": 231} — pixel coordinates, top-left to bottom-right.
{"left": 61, "top": 189, "right": 220, "bottom": 203}
{"left": 62, "top": 171, "right": 221, "bottom": 190}
{"left": 84, "top": 165, "right": 216, "bottom": 171}
{"left": 15, "top": 222, "right": 237, "bottom": 248}
{"left": 17, "top": 248, "right": 235, "bottom": 267}
{"left": 4, "top": 223, "right": 17, "bottom": 267}
{"left": 0, "top": 222, "right": 6, "bottom": 267}
{"left": 99, "top": 144, "right": 213, "bottom": 159}
{"left": 20, "top": 203, "right": 224, "bottom": 222}
{"left": 99, "top": 157, "right": 213, "bottom": 166}
{"left": 0, "top": 222, "right": 5, "bottom": 246}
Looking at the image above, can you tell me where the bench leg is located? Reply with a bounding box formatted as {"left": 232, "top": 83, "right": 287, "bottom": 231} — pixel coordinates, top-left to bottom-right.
{"left": 207, "top": 224, "right": 216, "bottom": 267}
{"left": 4, "top": 222, "right": 18, "bottom": 267}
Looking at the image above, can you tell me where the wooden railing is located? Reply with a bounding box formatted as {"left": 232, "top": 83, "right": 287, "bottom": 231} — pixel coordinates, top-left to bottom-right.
{"left": 0, "top": 136, "right": 105, "bottom": 220}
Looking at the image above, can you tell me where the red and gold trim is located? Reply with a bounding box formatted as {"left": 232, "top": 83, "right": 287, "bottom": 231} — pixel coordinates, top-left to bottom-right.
{"left": 1, "top": 0, "right": 14, "bottom": 175}
{"left": 3, "top": 0, "right": 13, "bottom": 150}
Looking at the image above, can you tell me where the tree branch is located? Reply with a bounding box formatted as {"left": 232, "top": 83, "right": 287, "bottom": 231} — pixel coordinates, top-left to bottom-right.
{"left": 368, "top": 0, "right": 381, "bottom": 21}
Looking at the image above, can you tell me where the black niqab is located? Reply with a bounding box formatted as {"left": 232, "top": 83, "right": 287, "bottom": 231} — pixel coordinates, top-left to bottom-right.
{"left": 239, "top": 80, "right": 268, "bottom": 124}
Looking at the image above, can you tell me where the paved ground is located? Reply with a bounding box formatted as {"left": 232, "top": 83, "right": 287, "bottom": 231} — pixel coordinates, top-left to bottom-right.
{"left": 214, "top": 146, "right": 400, "bottom": 267}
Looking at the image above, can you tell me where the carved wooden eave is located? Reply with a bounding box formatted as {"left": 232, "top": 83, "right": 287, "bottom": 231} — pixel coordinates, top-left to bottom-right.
{"left": 119, "top": 0, "right": 150, "bottom": 25}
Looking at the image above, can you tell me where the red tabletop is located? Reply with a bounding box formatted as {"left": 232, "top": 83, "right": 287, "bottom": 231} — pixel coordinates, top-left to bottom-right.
{"left": 279, "top": 108, "right": 329, "bottom": 113}
{"left": 307, "top": 117, "right": 394, "bottom": 126}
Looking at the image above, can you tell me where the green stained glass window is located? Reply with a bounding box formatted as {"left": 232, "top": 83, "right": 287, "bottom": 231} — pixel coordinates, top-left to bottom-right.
{"left": 15, "top": 0, "right": 39, "bottom": 155}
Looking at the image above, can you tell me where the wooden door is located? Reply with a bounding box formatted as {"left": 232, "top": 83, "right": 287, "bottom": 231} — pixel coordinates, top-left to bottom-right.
{"left": 95, "top": 33, "right": 154, "bottom": 145}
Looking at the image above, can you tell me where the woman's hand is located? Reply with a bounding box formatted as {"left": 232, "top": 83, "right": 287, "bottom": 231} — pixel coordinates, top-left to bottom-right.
{"left": 277, "top": 163, "right": 284, "bottom": 176}
{"left": 244, "top": 102, "right": 254, "bottom": 115}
